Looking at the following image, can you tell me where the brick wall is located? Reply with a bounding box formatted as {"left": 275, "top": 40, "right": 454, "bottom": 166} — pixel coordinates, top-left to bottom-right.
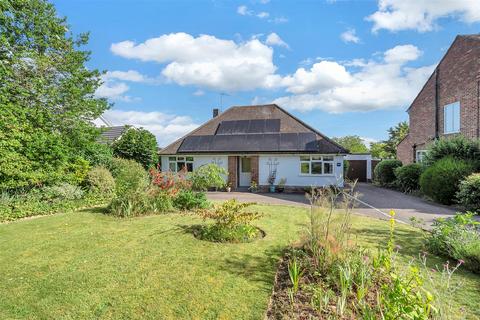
{"left": 397, "top": 36, "right": 480, "bottom": 164}
{"left": 228, "top": 156, "right": 237, "bottom": 190}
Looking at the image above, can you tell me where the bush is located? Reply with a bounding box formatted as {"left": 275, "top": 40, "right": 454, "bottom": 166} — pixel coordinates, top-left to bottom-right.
{"left": 394, "top": 163, "right": 424, "bottom": 193}
{"left": 420, "top": 157, "right": 475, "bottom": 205}
{"left": 109, "top": 158, "right": 149, "bottom": 196}
{"left": 173, "top": 189, "right": 210, "bottom": 211}
{"left": 85, "top": 166, "right": 115, "bottom": 198}
{"left": 82, "top": 142, "right": 114, "bottom": 167}
{"left": 147, "top": 188, "right": 174, "bottom": 213}
{"left": 426, "top": 212, "right": 480, "bottom": 274}
{"left": 196, "top": 199, "right": 263, "bottom": 242}
{"left": 424, "top": 135, "right": 480, "bottom": 166}
{"left": 42, "top": 183, "right": 84, "bottom": 200}
{"left": 456, "top": 173, "right": 480, "bottom": 212}
{"left": 374, "top": 159, "right": 402, "bottom": 186}
{"left": 108, "top": 158, "right": 149, "bottom": 217}
{"left": 189, "top": 164, "right": 228, "bottom": 191}
{"left": 64, "top": 157, "right": 90, "bottom": 185}
{"left": 109, "top": 192, "right": 150, "bottom": 218}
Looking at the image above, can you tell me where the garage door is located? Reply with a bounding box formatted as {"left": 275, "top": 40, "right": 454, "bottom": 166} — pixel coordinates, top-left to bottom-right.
{"left": 346, "top": 160, "right": 367, "bottom": 182}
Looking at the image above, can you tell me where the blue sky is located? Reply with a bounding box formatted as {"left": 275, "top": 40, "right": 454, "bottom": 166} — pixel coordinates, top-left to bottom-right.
{"left": 53, "top": 0, "right": 480, "bottom": 147}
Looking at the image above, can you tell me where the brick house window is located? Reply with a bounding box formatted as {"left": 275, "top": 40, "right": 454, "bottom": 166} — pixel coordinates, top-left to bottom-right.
{"left": 444, "top": 102, "right": 460, "bottom": 134}
{"left": 300, "top": 155, "right": 334, "bottom": 175}
{"left": 168, "top": 156, "right": 194, "bottom": 172}
{"left": 415, "top": 150, "right": 427, "bottom": 163}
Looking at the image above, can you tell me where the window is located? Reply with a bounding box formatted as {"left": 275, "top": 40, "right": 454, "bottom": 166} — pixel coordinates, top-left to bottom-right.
{"left": 415, "top": 150, "right": 427, "bottom": 163}
{"left": 444, "top": 102, "right": 460, "bottom": 134}
{"left": 168, "top": 156, "right": 194, "bottom": 172}
{"left": 299, "top": 155, "right": 335, "bottom": 175}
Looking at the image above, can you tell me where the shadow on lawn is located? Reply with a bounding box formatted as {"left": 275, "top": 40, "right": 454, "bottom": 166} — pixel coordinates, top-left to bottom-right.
{"left": 217, "top": 245, "right": 285, "bottom": 288}
{"left": 77, "top": 206, "right": 108, "bottom": 214}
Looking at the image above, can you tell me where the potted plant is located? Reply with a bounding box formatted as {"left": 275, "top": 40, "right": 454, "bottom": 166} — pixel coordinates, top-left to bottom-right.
{"left": 267, "top": 170, "right": 276, "bottom": 193}
{"left": 277, "top": 178, "right": 287, "bottom": 193}
{"left": 248, "top": 180, "right": 258, "bottom": 193}
{"left": 226, "top": 182, "right": 232, "bottom": 192}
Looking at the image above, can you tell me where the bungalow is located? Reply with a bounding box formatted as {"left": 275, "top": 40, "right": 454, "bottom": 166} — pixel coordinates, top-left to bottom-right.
{"left": 159, "top": 104, "right": 347, "bottom": 191}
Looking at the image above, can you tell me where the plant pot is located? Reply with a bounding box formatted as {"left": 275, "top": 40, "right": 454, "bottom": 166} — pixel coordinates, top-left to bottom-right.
{"left": 226, "top": 187, "right": 231, "bottom": 192}
{"left": 269, "top": 185, "right": 276, "bottom": 193}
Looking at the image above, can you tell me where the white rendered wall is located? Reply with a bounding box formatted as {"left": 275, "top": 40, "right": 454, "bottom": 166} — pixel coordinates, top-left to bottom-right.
{"left": 258, "top": 155, "right": 344, "bottom": 188}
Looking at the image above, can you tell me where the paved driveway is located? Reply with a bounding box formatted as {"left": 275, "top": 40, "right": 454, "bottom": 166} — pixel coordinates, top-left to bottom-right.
{"left": 207, "top": 183, "right": 458, "bottom": 228}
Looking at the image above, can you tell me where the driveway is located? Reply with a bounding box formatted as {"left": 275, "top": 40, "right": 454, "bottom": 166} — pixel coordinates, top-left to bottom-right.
{"left": 207, "top": 183, "right": 458, "bottom": 228}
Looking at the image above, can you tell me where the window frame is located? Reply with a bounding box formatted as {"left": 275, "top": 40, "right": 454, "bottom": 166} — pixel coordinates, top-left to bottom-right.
{"left": 168, "top": 156, "right": 194, "bottom": 172}
{"left": 415, "top": 150, "right": 427, "bottom": 163}
{"left": 299, "top": 155, "right": 335, "bottom": 176}
{"left": 443, "top": 101, "right": 460, "bottom": 134}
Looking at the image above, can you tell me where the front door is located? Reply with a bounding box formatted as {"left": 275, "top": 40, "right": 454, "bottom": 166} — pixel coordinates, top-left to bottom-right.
{"left": 239, "top": 157, "right": 252, "bottom": 187}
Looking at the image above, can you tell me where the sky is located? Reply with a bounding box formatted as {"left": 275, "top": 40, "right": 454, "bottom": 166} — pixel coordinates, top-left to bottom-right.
{"left": 53, "top": 0, "right": 480, "bottom": 147}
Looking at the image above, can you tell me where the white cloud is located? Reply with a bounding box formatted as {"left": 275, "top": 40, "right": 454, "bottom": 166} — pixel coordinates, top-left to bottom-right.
{"left": 95, "top": 82, "right": 140, "bottom": 102}
{"left": 103, "top": 70, "right": 156, "bottom": 83}
{"left": 237, "top": 5, "right": 251, "bottom": 16}
{"left": 257, "top": 11, "right": 270, "bottom": 18}
{"left": 99, "top": 109, "right": 199, "bottom": 146}
{"left": 273, "top": 44, "right": 435, "bottom": 113}
{"left": 340, "top": 28, "right": 360, "bottom": 44}
{"left": 259, "top": 0, "right": 270, "bottom": 4}
{"left": 265, "top": 33, "right": 289, "bottom": 49}
{"left": 111, "top": 32, "right": 279, "bottom": 92}
{"left": 367, "top": 0, "right": 480, "bottom": 32}
{"left": 360, "top": 137, "right": 378, "bottom": 147}
{"left": 193, "top": 89, "right": 205, "bottom": 96}
{"left": 270, "top": 16, "right": 288, "bottom": 24}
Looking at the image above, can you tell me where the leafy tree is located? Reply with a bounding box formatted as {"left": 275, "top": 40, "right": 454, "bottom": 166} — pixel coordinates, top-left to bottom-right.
{"left": 369, "top": 122, "right": 409, "bottom": 159}
{"left": 0, "top": 0, "right": 108, "bottom": 191}
{"left": 370, "top": 142, "right": 390, "bottom": 159}
{"left": 332, "top": 135, "right": 369, "bottom": 153}
{"left": 189, "top": 164, "right": 228, "bottom": 191}
{"left": 112, "top": 127, "right": 158, "bottom": 169}
{"left": 385, "top": 121, "right": 409, "bottom": 157}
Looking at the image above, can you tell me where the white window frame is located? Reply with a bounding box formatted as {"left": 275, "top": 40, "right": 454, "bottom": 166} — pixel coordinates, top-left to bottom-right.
{"left": 415, "top": 150, "right": 427, "bottom": 163}
{"left": 444, "top": 101, "right": 460, "bottom": 134}
{"left": 168, "top": 156, "right": 194, "bottom": 172}
{"left": 299, "top": 155, "right": 335, "bottom": 176}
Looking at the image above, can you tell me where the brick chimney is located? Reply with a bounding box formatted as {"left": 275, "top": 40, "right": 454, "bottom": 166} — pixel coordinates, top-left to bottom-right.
{"left": 213, "top": 108, "right": 219, "bottom": 118}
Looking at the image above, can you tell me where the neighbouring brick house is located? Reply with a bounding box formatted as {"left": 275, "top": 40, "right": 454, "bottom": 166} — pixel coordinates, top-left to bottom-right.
{"left": 397, "top": 34, "right": 480, "bottom": 164}
{"left": 159, "top": 104, "right": 347, "bottom": 191}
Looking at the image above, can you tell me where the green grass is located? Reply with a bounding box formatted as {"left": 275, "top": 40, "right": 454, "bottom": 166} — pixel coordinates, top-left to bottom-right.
{"left": 0, "top": 205, "right": 479, "bottom": 319}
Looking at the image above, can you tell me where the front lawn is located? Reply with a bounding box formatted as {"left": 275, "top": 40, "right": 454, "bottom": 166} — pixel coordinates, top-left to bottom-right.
{"left": 1, "top": 205, "right": 479, "bottom": 319}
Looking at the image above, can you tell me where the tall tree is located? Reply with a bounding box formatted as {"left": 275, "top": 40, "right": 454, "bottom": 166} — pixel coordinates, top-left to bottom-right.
{"left": 112, "top": 127, "right": 158, "bottom": 169}
{"left": 0, "top": 0, "right": 109, "bottom": 190}
{"left": 332, "top": 135, "right": 369, "bottom": 154}
{"left": 384, "top": 121, "right": 409, "bottom": 157}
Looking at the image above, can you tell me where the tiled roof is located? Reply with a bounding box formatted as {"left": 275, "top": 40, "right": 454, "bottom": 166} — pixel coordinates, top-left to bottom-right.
{"left": 159, "top": 104, "right": 347, "bottom": 154}
{"left": 98, "top": 126, "right": 129, "bottom": 144}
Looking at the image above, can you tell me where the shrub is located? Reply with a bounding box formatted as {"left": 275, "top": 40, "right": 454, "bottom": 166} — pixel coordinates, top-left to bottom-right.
{"left": 64, "top": 157, "right": 90, "bottom": 185}
{"left": 173, "top": 189, "right": 209, "bottom": 211}
{"left": 108, "top": 158, "right": 149, "bottom": 217}
{"left": 85, "top": 166, "right": 115, "bottom": 198}
{"left": 394, "top": 163, "right": 424, "bottom": 193}
{"left": 196, "top": 199, "right": 263, "bottom": 242}
{"left": 374, "top": 159, "right": 402, "bottom": 186}
{"left": 189, "top": 164, "right": 227, "bottom": 191}
{"left": 149, "top": 167, "right": 191, "bottom": 196}
{"left": 420, "top": 157, "right": 475, "bottom": 205}
{"left": 424, "top": 135, "right": 480, "bottom": 166}
{"left": 109, "top": 158, "right": 149, "bottom": 196}
{"left": 426, "top": 212, "right": 480, "bottom": 274}
{"left": 82, "top": 142, "right": 114, "bottom": 167}
{"left": 109, "top": 192, "right": 150, "bottom": 218}
{"left": 456, "top": 173, "right": 480, "bottom": 212}
{"left": 42, "top": 183, "right": 84, "bottom": 200}
{"left": 147, "top": 188, "right": 174, "bottom": 213}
